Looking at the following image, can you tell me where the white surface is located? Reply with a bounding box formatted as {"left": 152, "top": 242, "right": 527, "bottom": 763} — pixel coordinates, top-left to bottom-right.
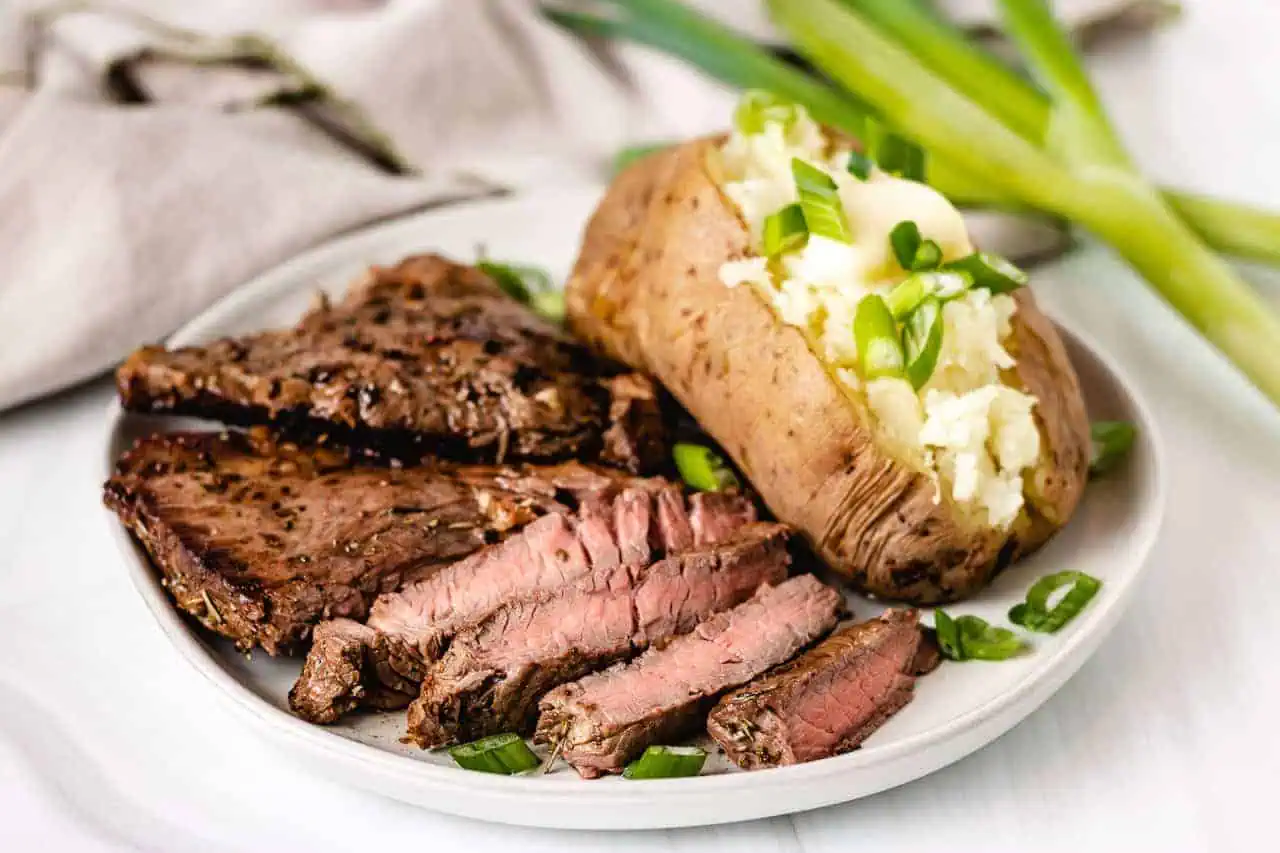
{"left": 99, "top": 190, "right": 1163, "bottom": 830}
{"left": 4, "top": 0, "right": 1280, "bottom": 850}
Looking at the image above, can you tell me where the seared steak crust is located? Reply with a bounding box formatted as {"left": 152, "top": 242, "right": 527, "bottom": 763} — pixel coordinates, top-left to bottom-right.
{"left": 103, "top": 429, "right": 626, "bottom": 654}
{"left": 707, "top": 609, "right": 935, "bottom": 769}
{"left": 535, "top": 574, "right": 843, "bottom": 778}
{"left": 405, "top": 522, "right": 791, "bottom": 747}
{"left": 116, "top": 254, "right": 666, "bottom": 472}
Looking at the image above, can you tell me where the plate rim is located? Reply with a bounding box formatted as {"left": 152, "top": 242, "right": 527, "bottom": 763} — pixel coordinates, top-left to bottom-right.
{"left": 98, "top": 189, "right": 1168, "bottom": 829}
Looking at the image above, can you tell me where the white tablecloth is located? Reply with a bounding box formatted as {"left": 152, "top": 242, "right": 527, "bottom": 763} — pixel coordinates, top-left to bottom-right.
{"left": 3, "top": 1, "right": 1279, "bottom": 850}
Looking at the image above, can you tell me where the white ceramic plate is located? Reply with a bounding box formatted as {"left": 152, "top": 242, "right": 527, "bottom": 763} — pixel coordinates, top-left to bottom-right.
{"left": 101, "top": 187, "right": 1165, "bottom": 830}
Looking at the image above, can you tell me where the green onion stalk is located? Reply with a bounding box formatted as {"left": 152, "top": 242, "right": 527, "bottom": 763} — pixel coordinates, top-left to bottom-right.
{"left": 547, "top": 0, "right": 1280, "bottom": 264}
{"left": 548, "top": 0, "right": 1280, "bottom": 409}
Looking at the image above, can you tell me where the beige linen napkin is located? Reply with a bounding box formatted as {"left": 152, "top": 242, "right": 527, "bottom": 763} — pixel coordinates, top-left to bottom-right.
{"left": 0, "top": 0, "right": 1167, "bottom": 411}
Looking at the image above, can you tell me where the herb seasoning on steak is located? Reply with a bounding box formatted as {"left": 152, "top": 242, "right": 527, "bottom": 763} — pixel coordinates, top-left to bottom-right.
{"left": 115, "top": 255, "right": 667, "bottom": 471}
{"left": 103, "top": 429, "right": 629, "bottom": 655}
{"left": 405, "top": 522, "right": 791, "bottom": 748}
{"left": 707, "top": 609, "right": 939, "bottom": 769}
{"left": 535, "top": 574, "right": 843, "bottom": 778}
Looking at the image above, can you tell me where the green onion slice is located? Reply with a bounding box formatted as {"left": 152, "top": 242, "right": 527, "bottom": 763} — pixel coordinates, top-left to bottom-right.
{"left": 855, "top": 294, "right": 905, "bottom": 379}
{"left": 847, "top": 149, "right": 873, "bottom": 181}
{"left": 934, "top": 610, "right": 1024, "bottom": 662}
{"left": 734, "top": 89, "right": 799, "bottom": 136}
{"left": 890, "top": 220, "right": 922, "bottom": 270}
{"left": 449, "top": 733, "right": 540, "bottom": 775}
{"left": 885, "top": 271, "right": 971, "bottom": 320}
{"left": 763, "top": 203, "right": 810, "bottom": 257}
{"left": 1009, "top": 571, "right": 1103, "bottom": 633}
{"left": 1089, "top": 421, "right": 1136, "bottom": 476}
{"left": 792, "top": 158, "right": 852, "bottom": 243}
{"left": 903, "top": 297, "right": 944, "bottom": 390}
{"left": 623, "top": 745, "right": 708, "bottom": 780}
{"left": 944, "top": 252, "right": 1028, "bottom": 294}
{"left": 476, "top": 260, "right": 563, "bottom": 322}
{"left": 912, "top": 239, "right": 943, "bottom": 271}
{"left": 673, "top": 443, "right": 740, "bottom": 492}
{"left": 875, "top": 132, "right": 927, "bottom": 182}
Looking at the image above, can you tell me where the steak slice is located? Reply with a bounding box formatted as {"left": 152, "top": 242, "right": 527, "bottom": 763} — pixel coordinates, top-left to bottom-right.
{"left": 405, "top": 522, "right": 791, "bottom": 748}
{"left": 103, "top": 429, "right": 627, "bottom": 654}
{"left": 535, "top": 574, "right": 843, "bottom": 778}
{"left": 287, "top": 618, "right": 411, "bottom": 724}
{"left": 116, "top": 254, "right": 667, "bottom": 472}
{"left": 707, "top": 609, "right": 936, "bottom": 769}
{"left": 289, "top": 483, "right": 757, "bottom": 723}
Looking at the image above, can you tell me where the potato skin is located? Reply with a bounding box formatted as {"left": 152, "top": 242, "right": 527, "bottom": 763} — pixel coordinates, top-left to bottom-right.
{"left": 566, "top": 138, "right": 1090, "bottom": 603}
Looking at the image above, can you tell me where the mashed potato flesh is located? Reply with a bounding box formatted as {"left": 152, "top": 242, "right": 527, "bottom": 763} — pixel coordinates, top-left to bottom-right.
{"left": 716, "top": 109, "right": 1040, "bottom": 529}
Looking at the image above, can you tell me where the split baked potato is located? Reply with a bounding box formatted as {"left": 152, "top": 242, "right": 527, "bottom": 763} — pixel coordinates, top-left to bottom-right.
{"left": 565, "top": 104, "right": 1091, "bottom": 604}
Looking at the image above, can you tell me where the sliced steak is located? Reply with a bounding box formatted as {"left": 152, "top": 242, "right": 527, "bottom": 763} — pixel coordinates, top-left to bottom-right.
{"left": 535, "top": 574, "right": 843, "bottom": 778}
{"left": 707, "top": 609, "right": 935, "bottom": 769}
{"left": 103, "top": 429, "right": 627, "bottom": 654}
{"left": 405, "top": 522, "right": 791, "bottom": 748}
{"left": 287, "top": 619, "right": 411, "bottom": 724}
{"left": 116, "top": 254, "right": 667, "bottom": 472}
{"left": 290, "top": 483, "right": 756, "bottom": 723}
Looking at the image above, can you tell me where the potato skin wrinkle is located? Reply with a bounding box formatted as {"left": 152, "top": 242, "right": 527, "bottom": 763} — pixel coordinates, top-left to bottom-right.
{"left": 566, "top": 138, "right": 1090, "bottom": 603}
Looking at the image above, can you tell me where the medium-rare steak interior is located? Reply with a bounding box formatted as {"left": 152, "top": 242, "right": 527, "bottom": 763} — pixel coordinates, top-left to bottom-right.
{"left": 406, "top": 521, "right": 792, "bottom": 748}
{"left": 290, "top": 483, "right": 759, "bottom": 724}
{"left": 104, "top": 429, "right": 630, "bottom": 654}
{"left": 535, "top": 574, "right": 844, "bottom": 778}
{"left": 707, "top": 609, "right": 938, "bottom": 769}
{"left": 116, "top": 254, "right": 667, "bottom": 472}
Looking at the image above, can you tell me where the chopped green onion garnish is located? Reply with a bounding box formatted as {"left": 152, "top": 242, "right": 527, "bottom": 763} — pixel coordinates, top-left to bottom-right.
{"left": 476, "top": 260, "right": 563, "bottom": 322}
{"left": 1009, "top": 571, "right": 1103, "bottom": 633}
{"left": 885, "top": 271, "right": 971, "bottom": 320}
{"left": 623, "top": 745, "right": 707, "bottom": 779}
{"left": 890, "top": 220, "right": 922, "bottom": 271}
{"left": 934, "top": 610, "right": 1024, "bottom": 662}
{"left": 903, "top": 297, "right": 943, "bottom": 390}
{"left": 1089, "top": 421, "right": 1136, "bottom": 476}
{"left": 613, "top": 142, "right": 669, "bottom": 176}
{"left": 449, "top": 733, "right": 540, "bottom": 775}
{"left": 943, "top": 252, "right": 1028, "bottom": 294}
{"left": 855, "top": 294, "right": 905, "bottom": 379}
{"left": 912, "top": 240, "right": 943, "bottom": 271}
{"left": 792, "top": 158, "right": 852, "bottom": 243}
{"left": 875, "top": 132, "right": 926, "bottom": 182}
{"left": 763, "top": 203, "right": 810, "bottom": 257}
{"left": 734, "top": 89, "right": 799, "bottom": 136}
{"left": 673, "top": 443, "right": 740, "bottom": 492}
{"left": 847, "top": 149, "right": 873, "bottom": 181}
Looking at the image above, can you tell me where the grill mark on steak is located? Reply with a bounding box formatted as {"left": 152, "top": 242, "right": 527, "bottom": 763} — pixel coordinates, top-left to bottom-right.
{"left": 290, "top": 485, "right": 758, "bottom": 724}
{"left": 404, "top": 522, "right": 791, "bottom": 748}
{"left": 534, "top": 574, "right": 843, "bottom": 778}
{"left": 115, "top": 254, "right": 667, "bottom": 472}
{"left": 103, "top": 429, "right": 632, "bottom": 655}
{"left": 706, "top": 609, "right": 935, "bottom": 769}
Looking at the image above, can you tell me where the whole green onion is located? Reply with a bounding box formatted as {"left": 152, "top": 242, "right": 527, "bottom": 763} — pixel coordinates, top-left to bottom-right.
{"left": 673, "top": 443, "right": 740, "bottom": 491}
{"left": 943, "top": 252, "right": 1028, "bottom": 294}
{"left": 449, "top": 733, "right": 541, "bottom": 775}
{"left": 763, "top": 203, "right": 810, "bottom": 257}
{"left": 855, "top": 294, "right": 905, "bottom": 379}
{"left": 623, "top": 745, "right": 708, "bottom": 779}
{"left": 792, "top": 158, "right": 853, "bottom": 243}
{"left": 903, "top": 297, "right": 944, "bottom": 390}
{"left": 735, "top": 89, "right": 800, "bottom": 135}
{"left": 1009, "top": 571, "right": 1102, "bottom": 633}
{"left": 934, "top": 610, "right": 1024, "bottom": 661}
{"left": 1089, "top": 421, "right": 1137, "bottom": 476}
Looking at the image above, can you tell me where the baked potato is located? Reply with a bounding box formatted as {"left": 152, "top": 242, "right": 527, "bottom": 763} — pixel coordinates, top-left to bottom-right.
{"left": 565, "top": 106, "right": 1091, "bottom": 604}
